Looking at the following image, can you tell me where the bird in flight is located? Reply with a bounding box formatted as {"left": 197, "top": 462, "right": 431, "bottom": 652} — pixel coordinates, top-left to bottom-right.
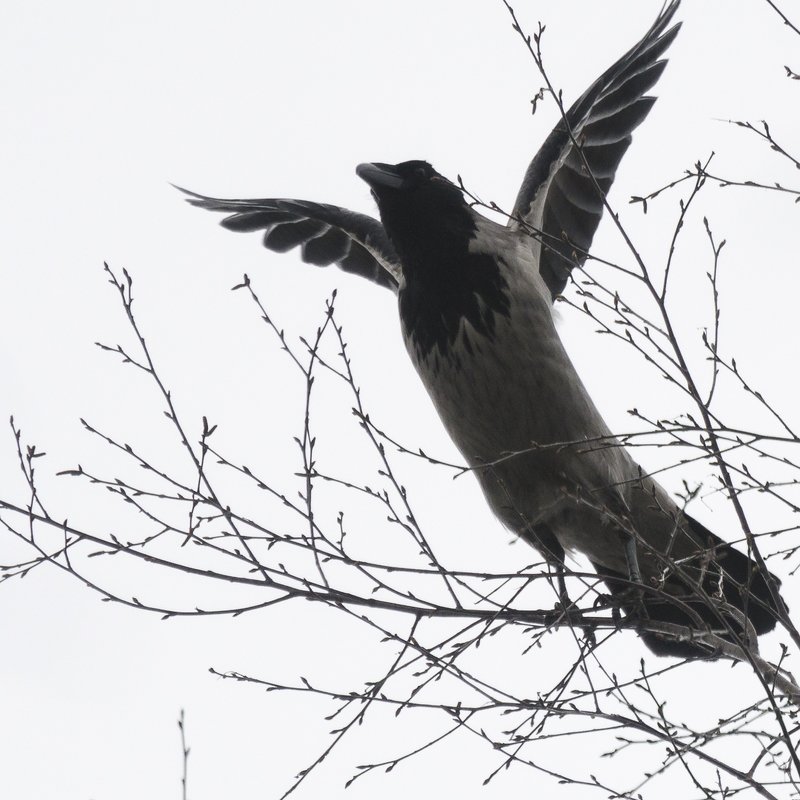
{"left": 181, "top": 0, "right": 785, "bottom": 658}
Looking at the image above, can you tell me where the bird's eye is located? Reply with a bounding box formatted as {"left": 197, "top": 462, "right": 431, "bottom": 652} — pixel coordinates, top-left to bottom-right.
{"left": 414, "top": 166, "right": 429, "bottom": 180}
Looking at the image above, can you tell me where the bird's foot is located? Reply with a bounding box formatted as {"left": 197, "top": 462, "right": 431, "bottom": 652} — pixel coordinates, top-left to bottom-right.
{"left": 594, "top": 585, "right": 648, "bottom": 624}
{"left": 545, "top": 595, "right": 584, "bottom": 627}
{"left": 618, "top": 585, "right": 649, "bottom": 622}
{"left": 548, "top": 595, "right": 598, "bottom": 647}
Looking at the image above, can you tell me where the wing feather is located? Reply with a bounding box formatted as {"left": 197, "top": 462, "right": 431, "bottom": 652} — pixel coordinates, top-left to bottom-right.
{"left": 178, "top": 189, "right": 401, "bottom": 292}
{"left": 511, "top": 0, "right": 681, "bottom": 300}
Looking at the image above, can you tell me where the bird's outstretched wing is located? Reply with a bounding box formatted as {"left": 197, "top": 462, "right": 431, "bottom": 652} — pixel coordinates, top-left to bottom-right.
{"left": 511, "top": 0, "right": 681, "bottom": 300}
{"left": 178, "top": 188, "right": 402, "bottom": 293}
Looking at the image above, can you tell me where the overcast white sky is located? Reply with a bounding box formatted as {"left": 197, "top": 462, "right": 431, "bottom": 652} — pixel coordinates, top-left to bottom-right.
{"left": 2, "top": 1, "right": 800, "bottom": 798}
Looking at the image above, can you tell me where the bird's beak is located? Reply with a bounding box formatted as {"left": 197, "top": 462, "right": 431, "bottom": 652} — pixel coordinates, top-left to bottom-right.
{"left": 356, "top": 162, "right": 406, "bottom": 190}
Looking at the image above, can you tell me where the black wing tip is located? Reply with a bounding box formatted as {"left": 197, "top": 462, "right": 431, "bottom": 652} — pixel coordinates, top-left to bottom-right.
{"left": 618, "top": 2, "right": 682, "bottom": 74}
{"left": 173, "top": 186, "right": 279, "bottom": 217}
{"left": 171, "top": 183, "right": 222, "bottom": 210}
{"left": 654, "top": 0, "right": 681, "bottom": 31}
{"left": 653, "top": 19, "right": 682, "bottom": 53}
{"left": 619, "top": 3, "right": 683, "bottom": 78}
{"left": 171, "top": 183, "right": 199, "bottom": 199}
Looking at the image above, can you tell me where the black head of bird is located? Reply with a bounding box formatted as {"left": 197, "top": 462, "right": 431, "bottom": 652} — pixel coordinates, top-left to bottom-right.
{"left": 356, "top": 160, "right": 474, "bottom": 267}
{"left": 357, "top": 159, "right": 511, "bottom": 359}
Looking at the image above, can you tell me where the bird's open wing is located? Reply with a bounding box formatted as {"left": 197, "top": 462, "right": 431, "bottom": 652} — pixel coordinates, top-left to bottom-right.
{"left": 510, "top": 0, "right": 681, "bottom": 300}
{"left": 179, "top": 189, "right": 402, "bottom": 293}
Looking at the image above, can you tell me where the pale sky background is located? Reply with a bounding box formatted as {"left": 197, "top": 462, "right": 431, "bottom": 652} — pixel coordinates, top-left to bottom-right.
{"left": 2, "top": 1, "right": 800, "bottom": 798}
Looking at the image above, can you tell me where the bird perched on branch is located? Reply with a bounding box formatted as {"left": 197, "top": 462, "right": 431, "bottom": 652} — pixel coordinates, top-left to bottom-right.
{"left": 181, "top": 0, "right": 785, "bottom": 658}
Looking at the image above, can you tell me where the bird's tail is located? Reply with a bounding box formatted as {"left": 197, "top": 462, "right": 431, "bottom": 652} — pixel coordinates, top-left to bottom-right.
{"left": 592, "top": 514, "right": 785, "bottom": 659}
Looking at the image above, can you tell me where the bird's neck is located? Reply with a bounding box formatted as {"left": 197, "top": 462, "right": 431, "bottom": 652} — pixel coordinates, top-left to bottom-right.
{"left": 381, "top": 202, "right": 476, "bottom": 281}
{"left": 391, "top": 213, "right": 511, "bottom": 361}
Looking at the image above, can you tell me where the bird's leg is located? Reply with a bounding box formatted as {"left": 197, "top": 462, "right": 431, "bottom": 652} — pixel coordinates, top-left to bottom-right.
{"left": 530, "top": 523, "right": 574, "bottom": 611}
{"left": 623, "top": 534, "right": 642, "bottom": 585}
{"left": 619, "top": 532, "right": 650, "bottom": 621}
{"left": 547, "top": 558, "right": 587, "bottom": 629}
{"left": 554, "top": 560, "right": 569, "bottom": 606}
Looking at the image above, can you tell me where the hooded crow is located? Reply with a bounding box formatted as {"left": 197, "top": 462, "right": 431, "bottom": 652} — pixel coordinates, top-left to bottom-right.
{"left": 181, "top": 0, "right": 785, "bottom": 658}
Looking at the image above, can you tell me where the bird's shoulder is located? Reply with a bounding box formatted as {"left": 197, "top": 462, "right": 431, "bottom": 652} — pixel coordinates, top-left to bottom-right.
{"left": 467, "top": 216, "right": 553, "bottom": 310}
